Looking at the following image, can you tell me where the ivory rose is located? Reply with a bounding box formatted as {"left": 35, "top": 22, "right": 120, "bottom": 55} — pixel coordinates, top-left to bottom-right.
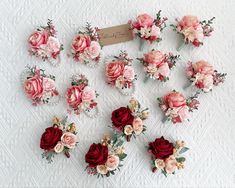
{"left": 132, "top": 117, "right": 143, "bottom": 135}
{"left": 71, "top": 34, "right": 91, "bottom": 52}
{"left": 105, "top": 155, "right": 119, "bottom": 171}
{"left": 96, "top": 165, "right": 108, "bottom": 175}
{"left": 124, "top": 125, "right": 134, "bottom": 135}
{"left": 24, "top": 76, "right": 44, "bottom": 99}
{"left": 61, "top": 132, "right": 77, "bottom": 149}
{"left": 81, "top": 86, "right": 96, "bottom": 102}
{"left": 54, "top": 141, "right": 64, "bottom": 153}
{"left": 165, "top": 155, "right": 177, "bottom": 174}
{"left": 28, "top": 31, "right": 48, "bottom": 49}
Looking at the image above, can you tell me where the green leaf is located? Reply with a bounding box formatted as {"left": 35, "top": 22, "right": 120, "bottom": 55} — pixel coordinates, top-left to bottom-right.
{"left": 161, "top": 169, "right": 167, "bottom": 177}
{"left": 176, "top": 157, "right": 186, "bottom": 163}
{"left": 119, "top": 153, "right": 127, "bottom": 160}
{"left": 179, "top": 147, "right": 189, "bottom": 154}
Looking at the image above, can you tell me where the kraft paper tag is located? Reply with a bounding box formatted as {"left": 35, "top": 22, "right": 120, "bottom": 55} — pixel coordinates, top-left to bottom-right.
{"left": 97, "top": 24, "right": 133, "bottom": 46}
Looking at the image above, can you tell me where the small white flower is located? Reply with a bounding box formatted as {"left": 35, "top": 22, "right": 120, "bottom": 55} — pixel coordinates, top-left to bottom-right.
{"left": 139, "top": 26, "right": 151, "bottom": 38}
{"left": 54, "top": 142, "right": 64, "bottom": 153}
{"left": 124, "top": 125, "right": 133, "bottom": 135}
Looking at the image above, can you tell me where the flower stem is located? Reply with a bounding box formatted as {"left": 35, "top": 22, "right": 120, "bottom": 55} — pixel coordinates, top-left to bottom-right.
{"left": 139, "top": 39, "right": 145, "bottom": 51}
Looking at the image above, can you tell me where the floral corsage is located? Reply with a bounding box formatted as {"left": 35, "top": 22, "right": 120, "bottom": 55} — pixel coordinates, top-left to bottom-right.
{"left": 137, "top": 49, "right": 180, "bottom": 82}
{"left": 148, "top": 136, "right": 189, "bottom": 177}
{"left": 85, "top": 134, "right": 127, "bottom": 177}
{"left": 40, "top": 116, "right": 77, "bottom": 163}
{"left": 129, "top": 11, "right": 167, "bottom": 50}
{"left": 21, "top": 66, "right": 59, "bottom": 106}
{"left": 105, "top": 51, "right": 137, "bottom": 95}
{"left": 171, "top": 15, "right": 215, "bottom": 50}
{"left": 157, "top": 90, "right": 200, "bottom": 124}
{"left": 111, "top": 97, "right": 149, "bottom": 142}
{"left": 71, "top": 23, "right": 102, "bottom": 67}
{"left": 186, "top": 60, "right": 226, "bottom": 92}
{"left": 28, "top": 19, "right": 63, "bottom": 66}
{"left": 66, "top": 74, "right": 99, "bottom": 117}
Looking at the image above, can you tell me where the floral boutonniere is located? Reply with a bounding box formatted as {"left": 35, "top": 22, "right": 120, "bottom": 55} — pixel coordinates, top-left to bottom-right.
{"left": 111, "top": 97, "right": 149, "bottom": 142}
{"left": 66, "top": 74, "right": 99, "bottom": 118}
{"left": 186, "top": 60, "right": 226, "bottom": 92}
{"left": 21, "top": 66, "right": 59, "bottom": 106}
{"left": 171, "top": 15, "right": 215, "bottom": 50}
{"left": 105, "top": 51, "right": 137, "bottom": 95}
{"left": 148, "top": 136, "right": 189, "bottom": 177}
{"left": 85, "top": 134, "right": 127, "bottom": 177}
{"left": 40, "top": 116, "right": 78, "bottom": 163}
{"left": 157, "top": 90, "right": 200, "bottom": 124}
{"left": 137, "top": 49, "right": 180, "bottom": 82}
{"left": 129, "top": 10, "right": 167, "bottom": 50}
{"left": 71, "top": 23, "right": 102, "bottom": 67}
{"left": 28, "top": 19, "right": 63, "bottom": 66}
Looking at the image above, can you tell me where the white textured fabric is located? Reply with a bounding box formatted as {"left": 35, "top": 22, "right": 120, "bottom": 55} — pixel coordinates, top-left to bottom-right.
{"left": 0, "top": 0, "right": 235, "bottom": 187}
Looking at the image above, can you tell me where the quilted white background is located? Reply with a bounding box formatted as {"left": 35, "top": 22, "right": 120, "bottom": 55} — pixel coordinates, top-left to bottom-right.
{"left": 0, "top": 0, "right": 235, "bottom": 187}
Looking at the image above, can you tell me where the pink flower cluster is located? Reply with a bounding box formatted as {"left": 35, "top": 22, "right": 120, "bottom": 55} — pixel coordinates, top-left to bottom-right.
{"left": 23, "top": 66, "right": 59, "bottom": 105}
{"left": 71, "top": 23, "right": 101, "bottom": 64}
{"left": 186, "top": 60, "right": 226, "bottom": 92}
{"left": 138, "top": 50, "right": 179, "bottom": 81}
{"left": 130, "top": 11, "right": 167, "bottom": 43}
{"left": 66, "top": 75, "right": 98, "bottom": 115}
{"left": 28, "top": 20, "right": 63, "bottom": 61}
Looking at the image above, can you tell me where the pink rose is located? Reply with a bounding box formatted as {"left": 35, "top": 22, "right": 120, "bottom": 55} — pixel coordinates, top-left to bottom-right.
{"left": 123, "top": 66, "right": 135, "bottom": 81}
{"left": 133, "top": 14, "right": 154, "bottom": 29}
{"left": 71, "top": 34, "right": 91, "bottom": 53}
{"left": 149, "top": 25, "right": 161, "bottom": 42}
{"left": 154, "top": 62, "right": 170, "bottom": 78}
{"left": 66, "top": 86, "right": 82, "bottom": 108}
{"left": 24, "top": 76, "right": 43, "bottom": 99}
{"left": 81, "top": 86, "right": 96, "bottom": 102}
{"left": 177, "top": 15, "right": 200, "bottom": 30}
{"left": 195, "top": 73, "right": 214, "bottom": 92}
{"left": 42, "top": 77, "right": 56, "bottom": 92}
{"left": 28, "top": 31, "right": 48, "bottom": 49}
{"left": 165, "top": 155, "right": 177, "bottom": 174}
{"left": 61, "top": 132, "right": 77, "bottom": 149}
{"left": 163, "top": 92, "right": 186, "bottom": 108}
{"left": 105, "top": 155, "right": 119, "bottom": 171}
{"left": 132, "top": 117, "right": 143, "bottom": 135}
{"left": 106, "top": 61, "right": 125, "bottom": 83}
{"left": 84, "top": 41, "right": 101, "bottom": 59}
{"left": 175, "top": 106, "right": 189, "bottom": 123}
{"left": 193, "top": 60, "right": 214, "bottom": 75}
{"left": 144, "top": 50, "right": 165, "bottom": 66}
{"left": 44, "top": 36, "right": 60, "bottom": 53}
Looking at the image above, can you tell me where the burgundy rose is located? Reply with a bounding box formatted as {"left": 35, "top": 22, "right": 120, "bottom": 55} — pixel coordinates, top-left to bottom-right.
{"left": 149, "top": 136, "right": 174, "bottom": 160}
{"left": 111, "top": 107, "right": 134, "bottom": 130}
{"left": 40, "top": 127, "right": 63, "bottom": 151}
{"left": 85, "top": 143, "right": 108, "bottom": 167}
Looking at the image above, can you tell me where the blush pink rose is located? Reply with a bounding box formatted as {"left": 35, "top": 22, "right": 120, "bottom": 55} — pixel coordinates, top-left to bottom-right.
{"left": 123, "top": 66, "right": 135, "bottom": 81}
{"left": 177, "top": 15, "right": 200, "bottom": 30}
{"left": 165, "top": 155, "right": 177, "bottom": 174}
{"left": 28, "top": 31, "right": 48, "bottom": 49}
{"left": 176, "top": 106, "right": 189, "bottom": 123}
{"left": 105, "top": 155, "right": 119, "bottom": 171}
{"left": 84, "top": 41, "right": 101, "bottom": 59}
{"left": 61, "top": 132, "right": 77, "bottom": 149}
{"left": 149, "top": 25, "right": 161, "bottom": 42}
{"left": 195, "top": 73, "right": 214, "bottom": 92}
{"left": 81, "top": 86, "right": 96, "bottom": 102}
{"left": 144, "top": 50, "right": 165, "bottom": 66}
{"left": 155, "top": 62, "right": 170, "bottom": 78}
{"left": 24, "top": 76, "right": 44, "bottom": 99}
{"left": 193, "top": 60, "right": 214, "bottom": 75}
{"left": 42, "top": 77, "right": 56, "bottom": 92}
{"left": 133, "top": 14, "right": 154, "bottom": 29}
{"left": 106, "top": 61, "right": 125, "bottom": 83}
{"left": 66, "top": 86, "right": 82, "bottom": 108}
{"left": 163, "top": 92, "right": 186, "bottom": 108}
{"left": 44, "top": 36, "right": 60, "bottom": 53}
{"left": 132, "top": 117, "right": 144, "bottom": 135}
{"left": 71, "top": 34, "right": 91, "bottom": 53}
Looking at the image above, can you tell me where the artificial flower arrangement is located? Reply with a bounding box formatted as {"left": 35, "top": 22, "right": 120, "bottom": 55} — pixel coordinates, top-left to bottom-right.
{"left": 170, "top": 15, "right": 215, "bottom": 50}
{"left": 105, "top": 51, "right": 137, "bottom": 95}
{"left": 28, "top": 19, "right": 63, "bottom": 66}
{"left": 22, "top": 66, "right": 59, "bottom": 106}
{"left": 137, "top": 49, "right": 180, "bottom": 82}
{"left": 111, "top": 97, "right": 150, "bottom": 142}
{"left": 85, "top": 134, "right": 127, "bottom": 177}
{"left": 186, "top": 60, "right": 226, "bottom": 93}
{"left": 148, "top": 136, "right": 189, "bottom": 177}
{"left": 66, "top": 74, "right": 99, "bottom": 118}
{"left": 71, "top": 23, "right": 102, "bottom": 67}
{"left": 157, "top": 90, "right": 200, "bottom": 124}
{"left": 40, "top": 116, "right": 77, "bottom": 163}
{"left": 129, "top": 10, "right": 167, "bottom": 50}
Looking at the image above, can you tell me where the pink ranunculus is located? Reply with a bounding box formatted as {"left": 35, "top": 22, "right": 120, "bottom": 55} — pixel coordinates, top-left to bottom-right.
{"left": 123, "top": 66, "right": 135, "bottom": 81}
{"left": 81, "top": 86, "right": 96, "bottom": 102}
{"left": 24, "top": 76, "right": 44, "bottom": 100}
{"left": 106, "top": 61, "right": 125, "bottom": 83}
{"left": 42, "top": 77, "right": 56, "bottom": 92}
{"left": 44, "top": 36, "right": 61, "bottom": 53}
{"left": 177, "top": 15, "right": 200, "bottom": 30}
{"left": 61, "top": 132, "right": 77, "bottom": 149}
{"left": 155, "top": 62, "right": 170, "bottom": 78}
{"left": 132, "top": 117, "right": 144, "bottom": 135}
{"left": 193, "top": 60, "right": 214, "bottom": 75}
{"left": 105, "top": 154, "right": 119, "bottom": 171}
{"left": 28, "top": 31, "right": 48, "bottom": 49}
{"left": 163, "top": 92, "right": 186, "bottom": 108}
{"left": 71, "top": 34, "right": 91, "bottom": 53}
{"left": 165, "top": 155, "right": 177, "bottom": 174}
{"left": 84, "top": 41, "right": 101, "bottom": 59}
{"left": 66, "top": 86, "right": 82, "bottom": 108}
{"left": 144, "top": 50, "right": 165, "bottom": 66}
{"left": 132, "top": 14, "right": 154, "bottom": 29}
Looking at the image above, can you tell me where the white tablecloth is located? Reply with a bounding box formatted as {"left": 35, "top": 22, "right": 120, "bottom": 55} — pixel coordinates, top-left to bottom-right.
{"left": 0, "top": 0, "right": 235, "bottom": 187}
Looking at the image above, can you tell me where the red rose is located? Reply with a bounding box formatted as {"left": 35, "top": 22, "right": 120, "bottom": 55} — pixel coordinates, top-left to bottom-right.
{"left": 149, "top": 136, "right": 174, "bottom": 160}
{"left": 40, "top": 127, "right": 63, "bottom": 151}
{"left": 111, "top": 107, "right": 134, "bottom": 130}
{"left": 85, "top": 143, "right": 108, "bottom": 167}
